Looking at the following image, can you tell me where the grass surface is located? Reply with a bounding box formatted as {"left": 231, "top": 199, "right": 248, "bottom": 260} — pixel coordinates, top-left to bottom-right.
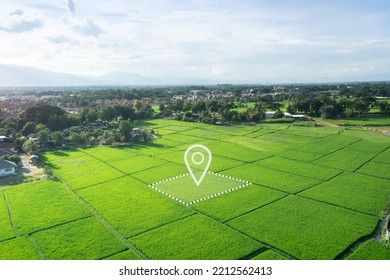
{"left": 5, "top": 180, "right": 90, "bottom": 235}
{"left": 32, "top": 217, "right": 126, "bottom": 260}
{"left": 300, "top": 172, "right": 390, "bottom": 216}
{"left": 77, "top": 177, "right": 194, "bottom": 237}
{"left": 130, "top": 214, "right": 263, "bottom": 260}
{"left": 228, "top": 195, "right": 378, "bottom": 259}
{"left": 0, "top": 237, "right": 41, "bottom": 260}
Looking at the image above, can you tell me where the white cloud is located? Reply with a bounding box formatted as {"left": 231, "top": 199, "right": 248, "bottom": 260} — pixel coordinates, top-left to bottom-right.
{"left": 0, "top": 0, "right": 390, "bottom": 82}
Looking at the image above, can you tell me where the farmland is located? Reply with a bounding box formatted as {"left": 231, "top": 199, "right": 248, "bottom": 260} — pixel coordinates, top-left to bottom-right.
{"left": 0, "top": 119, "right": 389, "bottom": 259}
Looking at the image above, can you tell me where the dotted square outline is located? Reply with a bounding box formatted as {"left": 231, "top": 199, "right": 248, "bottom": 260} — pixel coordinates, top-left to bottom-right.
{"left": 148, "top": 171, "right": 252, "bottom": 206}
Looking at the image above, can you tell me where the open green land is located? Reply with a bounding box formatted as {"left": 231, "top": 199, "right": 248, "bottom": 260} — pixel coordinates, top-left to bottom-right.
{"left": 0, "top": 119, "right": 389, "bottom": 260}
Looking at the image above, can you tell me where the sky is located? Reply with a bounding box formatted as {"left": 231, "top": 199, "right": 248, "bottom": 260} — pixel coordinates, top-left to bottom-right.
{"left": 1, "top": 0, "right": 390, "bottom": 83}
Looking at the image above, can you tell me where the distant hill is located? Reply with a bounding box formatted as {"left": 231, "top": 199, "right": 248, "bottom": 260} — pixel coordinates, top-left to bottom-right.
{"left": 0, "top": 64, "right": 219, "bottom": 87}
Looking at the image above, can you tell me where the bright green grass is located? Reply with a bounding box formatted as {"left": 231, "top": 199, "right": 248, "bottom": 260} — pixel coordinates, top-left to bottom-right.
{"left": 155, "top": 151, "right": 245, "bottom": 172}
{"left": 314, "top": 148, "right": 378, "bottom": 172}
{"left": 275, "top": 149, "right": 324, "bottom": 162}
{"left": 82, "top": 146, "right": 137, "bottom": 162}
{"left": 130, "top": 214, "right": 263, "bottom": 260}
{"left": 327, "top": 115, "right": 390, "bottom": 126}
{"left": 43, "top": 152, "right": 124, "bottom": 189}
{"left": 77, "top": 177, "right": 194, "bottom": 237}
{"left": 0, "top": 237, "right": 41, "bottom": 260}
{"left": 251, "top": 250, "right": 289, "bottom": 260}
{"left": 284, "top": 126, "right": 337, "bottom": 138}
{"left": 109, "top": 155, "right": 167, "bottom": 174}
{"left": 294, "top": 134, "right": 359, "bottom": 154}
{"left": 0, "top": 193, "right": 15, "bottom": 241}
{"left": 346, "top": 140, "right": 389, "bottom": 154}
{"left": 222, "top": 164, "right": 320, "bottom": 193}
{"left": 161, "top": 133, "right": 209, "bottom": 144}
{"left": 373, "top": 148, "right": 390, "bottom": 164}
{"left": 347, "top": 240, "right": 390, "bottom": 260}
{"left": 132, "top": 162, "right": 187, "bottom": 183}
{"left": 151, "top": 172, "right": 248, "bottom": 203}
{"left": 357, "top": 161, "right": 390, "bottom": 179}
{"left": 32, "top": 217, "right": 126, "bottom": 260}
{"left": 202, "top": 124, "right": 259, "bottom": 136}
{"left": 300, "top": 172, "right": 390, "bottom": 216}
{"left": 205, "top": 141, "right": 270, "bottom": 162}
{"left": 180, "top": 128, "right": 231, "bottom": 140}
{"left": 103, "top": 249, "right": 142, "bottom": 260}
{"left": 259, "top": 131, "right": 315, "bottom": 146}
{"left": 228, "top": 195, "right": 378, "bottom": 260}
{"left": 245, "top": 129, "right": 277, "bottom": 138}
{"left": 123, "top": 142, "right": 175, "bottom": 156}
{"left": 254, "top": 156, "right": 341, "bottom": 181}
{"left": 4, "top": 180, "right": 90, "bottom": 235}
{"left": 226, "top": 136, "right": 292, "bottom": 153}
{"left": 193, "top": 185, "right": 286, "bottom": 221}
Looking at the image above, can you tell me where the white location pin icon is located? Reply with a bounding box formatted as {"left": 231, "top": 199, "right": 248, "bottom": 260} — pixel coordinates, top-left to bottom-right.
{"left": 184, "top": 144, "right": 212, "bottom": 187}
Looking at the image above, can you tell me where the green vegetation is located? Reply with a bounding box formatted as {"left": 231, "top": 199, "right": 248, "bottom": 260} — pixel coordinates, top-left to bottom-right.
{"left": 228, "top": 196, "right": 378, "bottom": 259}
{"left": 4, "top": 180, "right": 90, "bottom": 235}
{"left": 300, "top": 172, "right": 390, "bottom": 215}
{"left": 77, "top": 177, "right": 194, "bottom": 237}
{"left": 251, "top": 250, "right": 289, "bottom": 260}
{"left": 32, "top": 217, "right": 127, "bottom": 260}
{"left": 0, "top": 193, "right": 15, "bottom": 241}
{"left": 193, "top": 185, "right": 286, "bottom": 221}
{"left": 222, "top": 164, "right": 320, "bottom": 193}
{"left": 130, "top": 214, "right": 263, "bottom": 260}
{"left": 347, "top": 240, "right": 390, "bottom": 260}
{"left": 0, "top": 119, "right": 389, "bottom": 260}
{"left": 0, "top": 237, "right": 42, "bottom": 260}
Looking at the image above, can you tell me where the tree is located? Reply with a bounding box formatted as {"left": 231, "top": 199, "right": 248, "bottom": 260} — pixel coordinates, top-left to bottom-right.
{"left": 353, "top": 100, "right": 370, "bottom": 116}
{"left": 320, "top": 104, "right": 338, "bottom": 119}
{"left": 23, "top": 140, "right": 39, "bottom": 155}
{"left": 37, "top": 129, "right": 49, "bottom": 144}
{"left": 51, "top": 131, "right": 65, "bottom": 146}
{"left": 119, "top": 120, "right": 133, "bottom": 141}
{"left": 21, "top": 121, "right": 37, "bottom": 136}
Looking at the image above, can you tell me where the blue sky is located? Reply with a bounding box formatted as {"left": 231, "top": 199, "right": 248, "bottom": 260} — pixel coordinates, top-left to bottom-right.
{"left": 1, "top": 0, "right": 390, "bottom": 83}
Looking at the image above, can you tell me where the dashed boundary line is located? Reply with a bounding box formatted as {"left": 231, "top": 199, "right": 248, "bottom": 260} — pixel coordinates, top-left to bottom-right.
{"left": 148, "top": 171, "right": 252, "bottom": 206}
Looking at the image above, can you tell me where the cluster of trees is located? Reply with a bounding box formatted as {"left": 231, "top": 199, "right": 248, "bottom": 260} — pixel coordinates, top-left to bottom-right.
{"left": 0, "top": 101, "right": 155, "bottom": 154}
{"left": 287, "top": 92, "right": 388, "bottom": 119}
{"left": 159, "top": 100, "right": 269, "bottom": 124}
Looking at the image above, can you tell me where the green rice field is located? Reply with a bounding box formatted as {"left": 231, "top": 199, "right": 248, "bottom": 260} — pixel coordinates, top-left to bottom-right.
{"left": 0, "top": 119, "right": 389, "bottom": 260}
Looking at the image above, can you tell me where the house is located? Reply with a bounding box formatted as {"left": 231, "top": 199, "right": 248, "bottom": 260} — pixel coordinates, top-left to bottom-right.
{"left": 0, "top": 160, "right": 17, "bottom": 177}
{"left": 265, "top": 111, "right": 276, "bottom": 119}
{"left": 29, "top": 155, "right": 39, "bottom": 165}
{"left": 0, "top": 136, "right": 12, "bottom": 143}
{"left": 284, "top": 112, "right": 309, "bottom": 121}
{"left": 131, "top": 128, "right": 142, "bottom": 138}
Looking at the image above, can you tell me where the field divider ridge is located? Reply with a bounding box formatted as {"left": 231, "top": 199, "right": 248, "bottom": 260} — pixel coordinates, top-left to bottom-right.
{"left": 55, "top": 177, "right": 149, "bottom": 260}
{"left": 2, "top": 192, "right": 18, "bottom": 237}
{"left": 28, "top": 234, "right": 47, "bottom": 260}
{"left": 193, "top": 206, "right": 298, "bottom": 260}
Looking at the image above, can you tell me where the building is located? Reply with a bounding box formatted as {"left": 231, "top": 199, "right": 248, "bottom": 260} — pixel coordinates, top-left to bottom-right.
{"left": 0, "top": 160, "right": 17, "bottom": 177}
{"left": 29, "top": 155, "right": 39, "bottom": 165}
{"left": 265, "top": 111, "right": 276, "bottom": 119}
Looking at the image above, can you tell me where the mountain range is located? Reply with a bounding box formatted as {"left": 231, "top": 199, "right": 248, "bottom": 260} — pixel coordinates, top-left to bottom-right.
{"left": 0, "top": 64, "right": 220, "bottom": 87}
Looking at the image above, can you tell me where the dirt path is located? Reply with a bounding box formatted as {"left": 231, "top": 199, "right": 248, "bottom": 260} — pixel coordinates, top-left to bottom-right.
{"left": 313, "top": 118, "right": 340, "bottom": 128}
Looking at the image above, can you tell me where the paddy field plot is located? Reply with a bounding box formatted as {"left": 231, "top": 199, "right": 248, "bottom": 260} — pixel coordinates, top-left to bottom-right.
{"left": 32, "top": 217, "right": 127, "bottom": 260}
{"left": 148, "top": 171, "right": 251, "bottom": 205}
{"left": 77, "top": 177, "right": 194, "bottom": 237}
{"left": 130, "top": 214, "right": 263, "bottom": 260}
{"left": 1, "top": 119, "right": 389, "bottom": 260}
{"left": 0, "top": 237, "right": 42, "bottom": 260}
{"left": 227, "top": 195, "right": 378, "bottom": 260}
{"left": 4, "top": 180, "right": 91, "bottom": 235}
